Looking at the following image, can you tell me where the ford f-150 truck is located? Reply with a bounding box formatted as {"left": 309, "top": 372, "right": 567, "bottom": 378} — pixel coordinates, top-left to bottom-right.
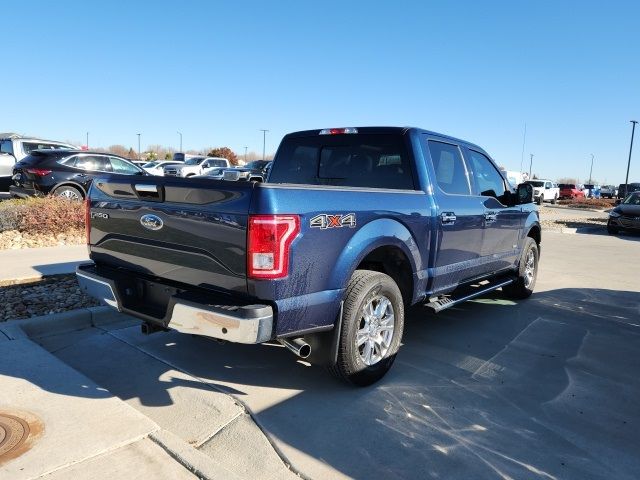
{"left": 77, "top": 127, "right": 539, "bottom": 386}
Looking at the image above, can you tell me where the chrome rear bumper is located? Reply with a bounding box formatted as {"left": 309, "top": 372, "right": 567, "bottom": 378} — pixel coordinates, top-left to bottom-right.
{"left": 76, "top": 264, "right": 273, "bottom": 344}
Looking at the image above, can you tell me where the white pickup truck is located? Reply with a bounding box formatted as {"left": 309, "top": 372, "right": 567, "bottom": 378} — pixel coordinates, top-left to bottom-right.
{"left": 526, "top": 179, "right": 560, "bottom": 205}
{"left": 163, "top": 156, "right": 230, "bottom": 177}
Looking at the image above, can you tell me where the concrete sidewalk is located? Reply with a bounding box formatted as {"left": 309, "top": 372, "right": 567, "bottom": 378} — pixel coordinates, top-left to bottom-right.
{"left": 0, "top": 308, "right": 295, "bottom": 480}
{"left": 0, "top": 245, "right": 88, "bottom": 282}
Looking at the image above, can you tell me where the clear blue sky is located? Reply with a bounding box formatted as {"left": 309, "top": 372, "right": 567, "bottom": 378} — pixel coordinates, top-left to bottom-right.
{"left": 4, "top": 0, "right": 639, "bottom": 183}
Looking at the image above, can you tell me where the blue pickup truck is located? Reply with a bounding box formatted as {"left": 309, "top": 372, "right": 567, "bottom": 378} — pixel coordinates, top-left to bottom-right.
{"left": 77, "top": 127, "right": 539, "bottom": 386}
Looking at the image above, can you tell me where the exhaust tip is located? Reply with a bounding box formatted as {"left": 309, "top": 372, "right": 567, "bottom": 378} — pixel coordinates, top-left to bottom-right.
{"left": 298, "top": 343, "right": 311, "bottom": 359}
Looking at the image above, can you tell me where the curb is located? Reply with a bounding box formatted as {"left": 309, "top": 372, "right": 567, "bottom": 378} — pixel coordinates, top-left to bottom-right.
{"left": 150, "top": 429, "right": 243, "bottom": 480}
{"left": 545, "top": 226, "right": 606, "bottom": 235}
{"left": 0, "top": 306, "right": 125, "bottom": 340}
{"left": 543, "top": 204, "right": 609, "bottom": 213}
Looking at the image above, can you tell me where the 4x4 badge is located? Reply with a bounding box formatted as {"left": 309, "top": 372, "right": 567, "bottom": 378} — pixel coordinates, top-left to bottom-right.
{"left": 310, "top": 213, "right": 356, "bottom": 229}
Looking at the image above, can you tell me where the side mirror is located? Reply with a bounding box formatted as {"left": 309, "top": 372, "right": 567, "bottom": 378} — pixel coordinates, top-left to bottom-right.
{"left": 516, "top": 183, "right": 534, "bottom": 204}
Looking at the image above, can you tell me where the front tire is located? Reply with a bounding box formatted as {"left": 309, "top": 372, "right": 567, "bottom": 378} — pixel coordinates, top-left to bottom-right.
{"left": 537, "top": 194, "right": 544, "bottom": 205}
{"left": 503, "top": 237, "right": 539, "bottom": 300}
{"left": 328, "top": 270, "right": 404, "bottom": 386}
{"left": 607, "top": 223, "right": 619, "bottom": 235}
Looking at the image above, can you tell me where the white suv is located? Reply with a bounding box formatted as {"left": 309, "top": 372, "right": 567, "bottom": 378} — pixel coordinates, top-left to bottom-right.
{"left": 0, "top": 133, "right": 76, "bottom": 191}
{"left": 526, "top": 179, "right": 560, "bottom": 205}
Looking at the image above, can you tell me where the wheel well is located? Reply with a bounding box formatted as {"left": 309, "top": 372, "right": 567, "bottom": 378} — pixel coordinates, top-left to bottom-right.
{"left": 356, "top": 246, "right": 413, "bottom": 305}
{"left": 527, "top": 225, "right": 541, "bottom": 246}
{"left": 52, "top": 183, "right": 86, "bottom": 198}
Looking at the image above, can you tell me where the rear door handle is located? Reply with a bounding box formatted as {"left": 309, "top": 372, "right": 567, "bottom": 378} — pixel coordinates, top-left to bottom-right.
{"left": 441, "top": 212, "right": 457, "bottom": 225}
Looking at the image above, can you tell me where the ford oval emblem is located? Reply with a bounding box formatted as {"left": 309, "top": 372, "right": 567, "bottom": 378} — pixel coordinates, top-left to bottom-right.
{"left": 140, "top": 214, "right": 163, "bottom": 231}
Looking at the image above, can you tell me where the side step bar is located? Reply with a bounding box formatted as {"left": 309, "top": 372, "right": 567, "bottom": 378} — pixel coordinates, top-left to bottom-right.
{"left": 425, "top": 277, "right": 515, "bottom": 313}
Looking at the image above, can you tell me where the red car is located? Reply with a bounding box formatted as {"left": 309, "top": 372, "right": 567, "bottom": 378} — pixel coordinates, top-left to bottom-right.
{"left": 559, "top": 183, "right": 585, "bottom": 199}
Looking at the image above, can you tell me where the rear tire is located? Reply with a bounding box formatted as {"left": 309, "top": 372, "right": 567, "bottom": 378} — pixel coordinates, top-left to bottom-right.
{"left": 53, "top": 185, "right": 83, "bottom": 201}
{"left": 503, "top": 237, "right": 539, "bottom": 300}
{"left": 327, "top": 270, "right": 404, "bottom": 386}
{"left": 551, "top": 194, "right": 557, "bottom": 205}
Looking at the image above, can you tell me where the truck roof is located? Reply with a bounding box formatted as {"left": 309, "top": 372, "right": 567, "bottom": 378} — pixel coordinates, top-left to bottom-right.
{"left": 283, "top": 126, "right": 487, "bottom": 153}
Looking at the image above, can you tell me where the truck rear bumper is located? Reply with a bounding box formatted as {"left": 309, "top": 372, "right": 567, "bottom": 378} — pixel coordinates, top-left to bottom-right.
{"left": 76, "top": 264, "right": 274, "bottom": 344}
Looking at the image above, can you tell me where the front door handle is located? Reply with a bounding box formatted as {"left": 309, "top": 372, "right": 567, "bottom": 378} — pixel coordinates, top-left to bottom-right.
{"left": 441, "top": 212, "right": 457, "bottom": 225}
{"left": 484, "top": 212, "right": 498, "bottom": 223}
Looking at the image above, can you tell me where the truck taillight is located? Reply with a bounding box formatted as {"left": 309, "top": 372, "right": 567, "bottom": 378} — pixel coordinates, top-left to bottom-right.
{"left": 248, "top": 215, "right": 300, "bottom": 279}
{"left": 84, "top": 198, "right": 91, "bottom": 246}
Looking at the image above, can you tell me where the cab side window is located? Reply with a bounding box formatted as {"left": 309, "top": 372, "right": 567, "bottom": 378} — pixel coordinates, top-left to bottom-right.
{"left": 427, "top": 140, "right": 470, "bottom": 195}
{"left": 467, "top": 150, "right": 509, "bottom": 203}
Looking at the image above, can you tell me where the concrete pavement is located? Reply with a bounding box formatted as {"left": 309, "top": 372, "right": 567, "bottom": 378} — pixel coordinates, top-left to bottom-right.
{"left": 2, "top": 231, "right": 636, "bottom": 479}
{"left": 2, "top": 231, "right": 639, "bottom": 479}
{"left": 0, "top": 244, "right": 88, "bottom": 282}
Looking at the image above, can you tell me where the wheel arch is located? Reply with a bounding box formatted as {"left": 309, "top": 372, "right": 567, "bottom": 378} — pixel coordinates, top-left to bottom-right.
{"left": 50, "top": 181, "right": 87, "bottom": 198}
{"left": 330, "top": 218, "right": 424, "bottom": 305}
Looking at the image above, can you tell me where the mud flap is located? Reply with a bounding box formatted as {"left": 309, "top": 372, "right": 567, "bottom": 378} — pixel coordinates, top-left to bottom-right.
{"left": 304, "top": 301, "right": 343, "bottom": 366}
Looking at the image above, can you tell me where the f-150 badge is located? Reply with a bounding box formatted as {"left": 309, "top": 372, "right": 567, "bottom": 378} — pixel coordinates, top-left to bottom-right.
{"left": 310, "top": 213, "right": 356, "bottom": 229}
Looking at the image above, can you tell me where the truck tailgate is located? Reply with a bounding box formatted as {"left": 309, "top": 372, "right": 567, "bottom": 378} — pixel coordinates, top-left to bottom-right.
{"left": 87, "top": 177, "right": 253, "bottom": 293}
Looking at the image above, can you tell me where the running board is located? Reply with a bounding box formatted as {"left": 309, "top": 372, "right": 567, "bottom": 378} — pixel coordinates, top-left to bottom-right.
{"left": 426, "top": 277, "right": 515, "bottom": 313}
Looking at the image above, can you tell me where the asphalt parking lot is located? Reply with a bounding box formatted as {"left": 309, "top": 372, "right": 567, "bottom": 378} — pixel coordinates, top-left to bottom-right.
{"left": 7, "top": 230, "right": 633, "bottom": 479}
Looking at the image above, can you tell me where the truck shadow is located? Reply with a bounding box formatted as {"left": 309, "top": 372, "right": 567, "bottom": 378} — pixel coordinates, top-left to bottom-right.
{"left": 2, "top": 287, "right": 639, "bottom": 479}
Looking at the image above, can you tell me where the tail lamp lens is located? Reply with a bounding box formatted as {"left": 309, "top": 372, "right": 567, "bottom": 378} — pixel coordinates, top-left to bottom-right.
{"left": 248, "top": 215, "right": 300, "bottom": 279}
{"left": 26, "top": 168, "right": 52, "bottom": 176}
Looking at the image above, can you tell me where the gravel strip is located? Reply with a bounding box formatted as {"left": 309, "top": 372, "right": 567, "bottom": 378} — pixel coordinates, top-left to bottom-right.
{"left": 539, "top": 206, "right": 608, "bottom": 231}
{"left": 0, "top": 229, "right": 85, "bottom": 250}
{"left": 0, "top": 274, "right": 100, "bottom": 321}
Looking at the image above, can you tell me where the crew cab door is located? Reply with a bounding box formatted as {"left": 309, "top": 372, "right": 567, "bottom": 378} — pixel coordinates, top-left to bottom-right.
{"left": 423, "top": 137, "right": 485, "bottom": 292}
{"left": 463, "top": 147, "right": 522, "bottom": 272}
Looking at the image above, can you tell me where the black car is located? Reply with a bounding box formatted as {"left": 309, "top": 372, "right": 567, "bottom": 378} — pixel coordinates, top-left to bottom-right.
{"left": 608, "top": 192, "right": 640, "bottom": 234}
{"left": 10, "top": 150, "right": 146, "bottom": 200}
{"left": 617, "top": 182, "right": 640, "bottom": 199}
{"left": 220, "top": 160, "right": 272, "bottom": 182}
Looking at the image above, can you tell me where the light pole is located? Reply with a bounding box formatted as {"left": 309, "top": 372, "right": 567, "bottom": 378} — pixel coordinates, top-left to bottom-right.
{"left": 588, "top": 154, "right": 594, "bottom": 184}
{"left": 137, "top": 133, "right": 141, "bottom": 160}
{"left": 244, "top": 146, "right": 248, "bottom": 163}
{"left": 260, "top": 129, "right": 268, "bottom": 160}
{"left": 624, "top": 120, "right": 638, "bottom": 192}
{"left": 86, "top": 132, "right": 89, "bottom": 149}
{"left": 177, "top": 131, "right": 183, "bottom": 152}
{"left": 528, "top": 153, "right": 534, "bottom": 179}
{"left": 520, "top": 122, "right": 527, "bottom": 173}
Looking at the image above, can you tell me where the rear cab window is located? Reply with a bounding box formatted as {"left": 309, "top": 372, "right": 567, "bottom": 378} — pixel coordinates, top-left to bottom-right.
{"left": 269, "top": 133, "right": 416, "bottom": 190}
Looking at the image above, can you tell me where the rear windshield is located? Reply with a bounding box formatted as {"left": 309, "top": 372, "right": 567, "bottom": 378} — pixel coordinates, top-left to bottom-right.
{"left": 560, "top": 184, "right": 575, "bottom": 189}
{"left": 269, "top": 134, "right": 415, "bottom": 189}
{"left": 207, "top": 159, "right": 228, "bottom": 167}
{"left": 526, "top": 181, "right": 544, "bottom": 187}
